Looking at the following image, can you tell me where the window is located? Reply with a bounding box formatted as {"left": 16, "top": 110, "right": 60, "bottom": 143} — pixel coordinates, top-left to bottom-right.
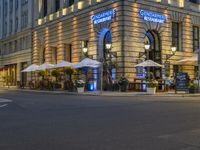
{"left": 68, "top": 0, "right": 74, "bottom": 7}
{"left": 10, "top": 0, "right": 13, "bottom": 14}
{"left": 55, "top": 0, "right": 60, "bottom": 12}
{"left": 15, "top": 17, "right": 18, "bottom": 32}
{"left": 4, "top": 22, "right": 7, "bottom": 36}
{"left": 193, "top": 26, "right": 199, "bottom": 52}
{"left": 172, "top": 22, "right": 182, "bottom": 51}
{"left": 173, "top": 65, "right": 182, "bottom": 76}
{"left": 43, "top": 0, "right": 47, "bottom": 17}
{"left": 52, "top": 47, "right": 57, "bottom": 64}
{"left": 194, "top": 66, "right": 198, "bottom": 78}
{"left": 4, "top": 2, "right": 8, "bottom": 16}
{"left": 14, "top": 40, "right": 18, "bottom": 52}
{"left": 190, "top": 0, "right": 198, "bottom": 3}
{"left": 9, "top": 19, "right": 13, "bottom": 33}
{"left": 64, "top": 44, "right": 72, "bottom": 62}
{"left": 15, "top": 0, "right": 18, "bottom": 9}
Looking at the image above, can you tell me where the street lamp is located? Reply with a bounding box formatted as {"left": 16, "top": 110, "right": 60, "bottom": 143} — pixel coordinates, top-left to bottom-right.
{"left": 82, "top": 47, "right": 88, "bottom": 57}
{"left": 165, "top": 46, "right": 177, "bottom": 61}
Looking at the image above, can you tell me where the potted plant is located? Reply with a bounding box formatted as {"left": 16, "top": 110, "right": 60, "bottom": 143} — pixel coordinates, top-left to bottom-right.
{"left": 38, "top": 71, "right": 45, "bottom": 79}
{"left": 146, "top": 80, "right": 158, "bottom": 94}
{"left": 118, "top": 76, "right": 129, "bottom": 92}
{"left": 75, "top": 80, "right": 85, "bottom": 93}
{"left": 64, "top": 67, "right": 75, "bottom": 90}
{"left": 146, "top": 72, "right": 158, "bottom": 94}
{"left": 188, "top": 82, "right": 198, "bottom": 94}
{"left": 51, "top": 70, "right": 61, "bottom": 81}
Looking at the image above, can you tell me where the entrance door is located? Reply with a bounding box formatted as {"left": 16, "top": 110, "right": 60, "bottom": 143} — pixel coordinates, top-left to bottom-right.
{"left": 145, "top": 30, "right": 162, "bottom": 79}
{"left": 97, "top": 28, "right": 114, "bottom": 91}
{"left": 21, "top": 62, "right": 28, "bottom": 85}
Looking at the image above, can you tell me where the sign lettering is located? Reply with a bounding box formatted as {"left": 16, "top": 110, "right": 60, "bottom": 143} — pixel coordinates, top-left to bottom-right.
{"left": 140, "top": 10, "right": 167, "bottom": 23}
{"left": 92, "top": 9, "right": 116, "bottom": 25}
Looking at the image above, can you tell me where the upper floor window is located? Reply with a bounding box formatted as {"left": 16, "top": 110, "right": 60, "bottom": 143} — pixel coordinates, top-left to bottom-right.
{"left": 55, "top": 0, "right": 60, "bottom": 12}
{"left": 68, "top": 0, "right": 74, "bottom": 7}
{"left": 193, "top": 26, "right": 200, "bottom": 52}
{"left": 4, "top": 2, "right": 8, "bottom": 16}
{"left": 15, "top": 0, "right": 18, "bottom": 9}
{"left": 43, "top": 0, "right": 47, "bottom": 17}
{"left": 172, "top": 22, "right": 182, "bottom": 51}
{"left": 9, "top": 19, "right": 13, "bottom": 33}
{"left": 10, "top": 0, "right": 13, "bottom": 14}
{"left": 15, "top": 17, "right": 18, "bottom": 32}
{"left": 190, "top": 0, "right": 198, "bottom": 3}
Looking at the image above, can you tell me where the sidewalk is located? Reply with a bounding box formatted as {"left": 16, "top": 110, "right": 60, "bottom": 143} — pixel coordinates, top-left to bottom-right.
{"left": 1, "top": 87, "right": 200, "bottom": 97}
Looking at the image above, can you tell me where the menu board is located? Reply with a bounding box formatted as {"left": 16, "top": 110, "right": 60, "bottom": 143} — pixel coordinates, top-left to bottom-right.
{"left": 175, "top": 72, "right": 189, "bottom": 92}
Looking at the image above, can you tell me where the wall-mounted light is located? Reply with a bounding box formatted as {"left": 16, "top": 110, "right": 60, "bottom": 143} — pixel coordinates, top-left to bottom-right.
{"left": 171, "top": 46, "right": 177, "bottom": 55}
{"left": 165, "top": 46, "right": 177, "bottom": 61}
{"left": 105, "top": 43, "right": 112, "bottom": 50}
{"left": 144, "top": 44, "right": 151, "bottom": 51}
{"left": 82, "top": 40, "right": 88, "bottom": 57}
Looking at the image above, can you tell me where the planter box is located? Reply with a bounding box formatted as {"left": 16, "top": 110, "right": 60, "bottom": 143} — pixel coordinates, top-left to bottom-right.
{"left": 120, "top": 85, "right": 128, "bottom": 92}
{"left": 77, "top": 87, "right": 84, "bottom": 93}
{"left": 147, "top": 87, "right": 156, "bottom": 94}
{"left": 189, "top": 88, "right": 198, "bottom": 94}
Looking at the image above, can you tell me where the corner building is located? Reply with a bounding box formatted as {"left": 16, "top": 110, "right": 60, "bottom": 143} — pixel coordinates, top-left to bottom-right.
{"left": 0, "top": 0, "right": 33, "bottom": 86}
{"left": 33, "top": 0, "right": 200, "bottom": 89}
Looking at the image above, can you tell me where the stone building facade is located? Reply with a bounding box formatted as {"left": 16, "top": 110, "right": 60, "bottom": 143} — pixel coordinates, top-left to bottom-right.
{"left": 33, "top": 0, "right": 200, "bottom": 89}
{"left": 0, "top": 0, "right": 33, "bottom": 86}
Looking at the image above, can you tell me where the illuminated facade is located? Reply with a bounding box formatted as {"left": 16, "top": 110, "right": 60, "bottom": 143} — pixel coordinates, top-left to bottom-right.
{"left": 0, "top": 0, "right": 33, "bottom": 86}
{"left": 33, "top": 0, "right": 200, "bottom": 89}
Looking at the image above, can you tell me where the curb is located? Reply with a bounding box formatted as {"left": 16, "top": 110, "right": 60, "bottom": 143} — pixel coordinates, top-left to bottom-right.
{"left": 1, "top": 89, "right": 200, "bottom": 97}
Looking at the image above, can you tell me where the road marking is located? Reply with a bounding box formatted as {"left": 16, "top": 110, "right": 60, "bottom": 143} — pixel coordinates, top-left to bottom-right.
{"left": 0, "top": 98, "right": 12, "bottom": 108}
{"left": 0, "top": 104, "right": 8, "bottom": 108}
{"left": 0, "top": 98, "right": 12, "bottom": 103}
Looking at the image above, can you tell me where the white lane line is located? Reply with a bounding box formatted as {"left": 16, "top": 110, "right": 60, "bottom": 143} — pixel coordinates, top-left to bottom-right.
{"left": 0, "top": 104, "right": 8, "bottom": 108}
{"left": 0, "top": 98, "right": 12, "bottom": 103}
{"left": 0, "top": 98, "right": 12, "bottom": 108}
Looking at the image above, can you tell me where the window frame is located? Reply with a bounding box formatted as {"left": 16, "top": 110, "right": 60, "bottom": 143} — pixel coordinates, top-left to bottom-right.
{"left": 193, "top": 26, "right": 200, "bottom": 52}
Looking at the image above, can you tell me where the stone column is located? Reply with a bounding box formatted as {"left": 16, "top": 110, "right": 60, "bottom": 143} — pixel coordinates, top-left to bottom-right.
{"left": 17, "top": 63, "right": 21, "bottom": 82}
{"left": 45, "top": 27, "right": 52, "bottom": 63}
{"left": 57, "top": 44, "right": 65, "bottom": 62}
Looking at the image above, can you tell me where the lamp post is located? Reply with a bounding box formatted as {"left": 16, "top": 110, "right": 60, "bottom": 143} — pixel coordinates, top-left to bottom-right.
{"left": 164, "top": 46, "right": 177, "bottom": 79}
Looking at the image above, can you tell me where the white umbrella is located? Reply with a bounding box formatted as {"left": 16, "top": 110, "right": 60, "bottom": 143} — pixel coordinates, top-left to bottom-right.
{"left": 21, "top": 64, "right": 39, "bottom": 72}
{"left": 73, "top": 58, "right": 101, "bottom": 69}
{"left": 54, "top": 60, "right": 73, "bottom": 68}
{"left": 135, "top": 60, "right": 163, "bottom": 67}
{"left": 36, "top": 63, "right": 55, "bottom": 71}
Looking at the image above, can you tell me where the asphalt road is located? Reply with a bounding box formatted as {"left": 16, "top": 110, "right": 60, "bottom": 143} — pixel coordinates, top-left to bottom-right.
{"left": 0, "top": 90, "right": 200, "bottom": 150}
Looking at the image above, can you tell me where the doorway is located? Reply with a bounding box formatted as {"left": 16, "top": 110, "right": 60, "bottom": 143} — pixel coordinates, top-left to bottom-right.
{"left": 98, "top": 28, "right": 114, "bottom": 91}
{"left": 145, "top": 30, "right": 162, "bottom": 79}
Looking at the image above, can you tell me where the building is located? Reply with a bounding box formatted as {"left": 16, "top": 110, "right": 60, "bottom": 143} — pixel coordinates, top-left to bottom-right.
{"left": 33, "top": 0, "right": 200, "bottom": 90}
{"left": 0, "top": 0, "right": 33, "bottom": 86}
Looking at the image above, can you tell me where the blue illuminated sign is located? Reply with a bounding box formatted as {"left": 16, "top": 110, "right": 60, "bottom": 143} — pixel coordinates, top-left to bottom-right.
{"left": 139, "top": 10, "right": 167, "bottom": 23}
{"left": 92, "top": 9, "right": 116, "bottom": 25}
